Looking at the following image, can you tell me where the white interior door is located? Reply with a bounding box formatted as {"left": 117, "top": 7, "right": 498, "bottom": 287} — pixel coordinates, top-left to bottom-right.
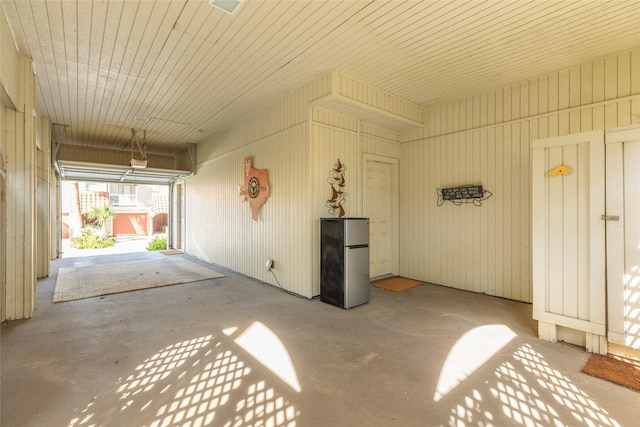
{"left": 531, "top": 131, "right": 607, "bottom": 354}
{"left": 605, "top": 126, "right": 640, "bottom": 351}
{"left": 364, "top": 154, "right": 398, "bottom": 279}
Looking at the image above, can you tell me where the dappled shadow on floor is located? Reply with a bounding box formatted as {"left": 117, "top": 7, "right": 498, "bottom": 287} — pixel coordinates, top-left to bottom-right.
{"left": 69, "top": 325, "right": 299, "bottom": 427}
{"left": 440, "top": 340, "right": 622, "bottom": 426}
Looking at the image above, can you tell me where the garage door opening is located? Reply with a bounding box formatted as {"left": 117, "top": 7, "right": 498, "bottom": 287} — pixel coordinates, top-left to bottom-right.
{"left": 54, "top": 160, "right": 192, "bottom": 259}
{"left": 60, "top": 180, "right": 169, "bottom": 258}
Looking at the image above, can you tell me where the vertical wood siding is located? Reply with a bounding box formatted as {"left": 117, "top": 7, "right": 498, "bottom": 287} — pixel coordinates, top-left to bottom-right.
{"left": 36, "top": 117, "right": 51, "bottom": 278}
{"left": 531, "top": 131, "right": 607, "bottom": 353}
{"left": 188, "top": 51, "right": 639, "bottom": 302}
{"left": 186, "top": 77, "right": 331, "bottom": 298}
{"left": 0, "top": 7, "right": 19, "bottom": 108}
{"left": 361, "top": 123, "right": 402, "bottom": 158}
{"left": 532, "top": 136, "right": 602, "bottom": 323}
{"left": 309, "top": 108, "right": 400, "bottom": 295}
{"left": 400, "top": 49, "right": 640, "bottom": 303}
{"left": 187, "top": 70, "right": 401, "bottom": 298}
{"left": 334, "top": 73, "right": 424, "bottom": 125}
{"left": 605, "top": 128, "right": 640, "bottom": 349}
{"left": 3, "top": 57, "right": 37, "bottom": 320}
{"left": 187, "top": 125, "right": 311, "bottom": 296}
{"left": 310, "top": 116, "right": 360, "bottom": 296}
{"left": 0, "top": 103, "right": 5, "bottom": 319}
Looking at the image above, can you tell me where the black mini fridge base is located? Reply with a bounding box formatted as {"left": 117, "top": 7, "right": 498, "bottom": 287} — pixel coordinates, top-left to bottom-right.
{"left": 320, "top": 218, "right": 370, "bottom": 309}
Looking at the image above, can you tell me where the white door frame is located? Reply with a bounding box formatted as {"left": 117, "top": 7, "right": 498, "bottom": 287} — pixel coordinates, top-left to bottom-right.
{"left": 179, "top": 182, "right": 186, "bottom": 250}
{"left": 168, "top": 181, "right": 185, "bottom": 250}
{"left": 363, "top": 153, "right": 399, "bottom": 278}
{"left": 605, "top": 124, "right": 640, "bottom": 351}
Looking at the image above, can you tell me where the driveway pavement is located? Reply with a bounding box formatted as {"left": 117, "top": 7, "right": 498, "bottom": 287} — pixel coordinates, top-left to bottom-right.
{"left": 60, "top": 235, "right": 163, "bottom": 258}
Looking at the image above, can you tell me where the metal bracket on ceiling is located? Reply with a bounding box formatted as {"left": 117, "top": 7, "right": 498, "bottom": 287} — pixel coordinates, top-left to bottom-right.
{"left": 187, "top": 143, "right": 197, "bottom": 174}
{"left": 53, "top": 142, "right": 61, "bottom": 163}
{"left": 51, "top": 123, "right": 68, "bottom": 163}
{"left": 52, "top": 143, "right": 63, "bottom": 178}
{"left": 51, "top": 123, "right": 69, "bottom": 177}
{"left": 130, "top": 129, "right": 147, "bottom": 160}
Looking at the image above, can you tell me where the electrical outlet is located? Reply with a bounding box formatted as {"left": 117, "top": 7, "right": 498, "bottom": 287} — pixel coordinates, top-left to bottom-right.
{"left": 265, "top": 259, "right": 274, "bottom": 270}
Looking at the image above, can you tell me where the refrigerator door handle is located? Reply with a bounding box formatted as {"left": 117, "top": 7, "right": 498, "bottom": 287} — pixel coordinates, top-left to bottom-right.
{"left": 347, "top": 244, "right": 368, "bottom": 249}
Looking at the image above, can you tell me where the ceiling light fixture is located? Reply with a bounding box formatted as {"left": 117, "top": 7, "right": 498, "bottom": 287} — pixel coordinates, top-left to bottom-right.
{"left": 207, "top": 0, "right": 244, "bottom": 15}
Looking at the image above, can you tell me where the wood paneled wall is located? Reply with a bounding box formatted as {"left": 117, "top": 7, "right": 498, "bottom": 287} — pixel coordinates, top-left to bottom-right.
{"left": 188, "top": 52, "right": 640, "bottom": 302}
{"left": 531, "top": 131, "right": 607, "bottom": 353}
{"left": 188, "top": 71, "right": 404, "bottom": 298}
{"left": 187, "top": 76, "right": 331, "bottom": 298}
{"left": 333, "top": 73, "right": 424, "bottom": 125}
{"left": 0, "top": 95, "right": 5, "bottom": 319}
{"left": 188, "top": 124, "right": 312, "bottom": 295}
{"left": 2, "top": 57, "right": 37, "bottom": 320}
{"left": 310, "top": 111, "right": 360, "bottom": 296}
{"left": 0, "top": 5, "right": 20, "bottom": 320}
{"left": 400, "top": 49, "right": 640, "bottom": 302}
{"left": 0, "top": 7, "right": 19, "bottom": 108}
{"left": 36, "top": 117, "right": 51, "bottom": 278}
{"left": 309, "top": 108, "right": 400, "bottom": 294}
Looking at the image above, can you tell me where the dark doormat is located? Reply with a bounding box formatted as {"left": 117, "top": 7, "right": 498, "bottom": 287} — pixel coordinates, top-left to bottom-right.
{"left": 581, "top": 353, "right": 640, "bottom": 392}
{"left": 372, "top": 277, "right": 423, "bottom": 292}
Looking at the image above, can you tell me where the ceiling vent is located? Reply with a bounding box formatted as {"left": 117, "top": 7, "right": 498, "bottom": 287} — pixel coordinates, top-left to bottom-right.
{"left": 207, "top": 0, "right": 244, "bottom": 15}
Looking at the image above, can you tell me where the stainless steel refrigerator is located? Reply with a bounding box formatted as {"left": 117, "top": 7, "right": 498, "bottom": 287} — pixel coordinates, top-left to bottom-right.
{"left": 320, "top": 218, "right": 370, "bottom": 309}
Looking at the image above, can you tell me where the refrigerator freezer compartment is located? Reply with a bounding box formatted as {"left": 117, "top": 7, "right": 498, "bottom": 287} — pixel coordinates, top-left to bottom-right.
{"left": 344, "top": 218, "right": 369, "bottom": 246}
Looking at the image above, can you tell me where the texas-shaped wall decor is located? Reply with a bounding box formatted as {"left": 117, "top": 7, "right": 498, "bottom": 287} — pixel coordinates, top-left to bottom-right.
{"left": 239, "top": 156, "right": 270, "bottom": 221}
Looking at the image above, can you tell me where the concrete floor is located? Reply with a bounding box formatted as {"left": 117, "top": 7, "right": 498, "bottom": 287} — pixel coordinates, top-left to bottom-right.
{"left": 2, "top": 251, "right": 639, "bottom": 427}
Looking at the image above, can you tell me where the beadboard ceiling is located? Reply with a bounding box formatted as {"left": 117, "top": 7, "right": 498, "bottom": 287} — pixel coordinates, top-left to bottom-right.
{"left": 3, "top": 0, "right": 640, "bottom": 156}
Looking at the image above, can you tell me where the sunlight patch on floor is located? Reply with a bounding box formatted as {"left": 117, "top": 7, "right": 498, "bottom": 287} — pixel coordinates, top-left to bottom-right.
{"left": 234, "top": 321, "right": 302, "bottom": 393}
{"left": 434, "top": 324, "right": 517, "bottom": 402}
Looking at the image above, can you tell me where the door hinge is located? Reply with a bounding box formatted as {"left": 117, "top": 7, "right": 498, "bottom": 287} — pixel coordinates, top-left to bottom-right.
{"left": 601, "top": 215, "right": 620, "bottom": 221}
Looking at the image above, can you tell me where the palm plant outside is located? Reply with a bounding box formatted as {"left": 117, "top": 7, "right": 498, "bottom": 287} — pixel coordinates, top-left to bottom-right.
{"left": 87, "top": 204, "right": 114, "bottom": 238}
